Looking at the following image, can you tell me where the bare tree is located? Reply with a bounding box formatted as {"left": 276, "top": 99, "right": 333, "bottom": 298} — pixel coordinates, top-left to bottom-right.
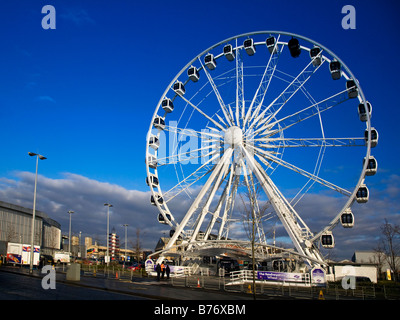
{"left": 380, "top": 219, "right": 400, "bottom": 281}
{"left": 133, "top": 228, "right": 142, "bottom": 262}
{"left": 240, "top": 173, "right": 270, "bottom": 300}
{"left": 373, "top": 243, "right": 386, "bottom": 280}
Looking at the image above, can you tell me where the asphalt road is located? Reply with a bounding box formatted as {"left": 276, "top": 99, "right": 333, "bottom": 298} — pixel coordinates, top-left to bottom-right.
{"left": 0, "top": 269, "right": 147, "bottom": 300}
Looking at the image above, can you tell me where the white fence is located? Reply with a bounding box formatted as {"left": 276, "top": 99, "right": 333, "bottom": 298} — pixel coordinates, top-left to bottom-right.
{"left": 228, "top": 270, "right": 313, "bottom": 287}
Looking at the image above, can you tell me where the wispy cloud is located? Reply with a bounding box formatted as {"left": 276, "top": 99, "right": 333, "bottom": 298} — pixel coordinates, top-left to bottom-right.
{"left": 35, "top": 96, "right": 56, "bottom": 103}
{"left": 59, "top": 9, "right": 95, "bottom": 26}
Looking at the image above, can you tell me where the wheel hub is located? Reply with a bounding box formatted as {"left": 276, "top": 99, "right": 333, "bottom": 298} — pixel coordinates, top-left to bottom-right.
{"left": 224, "top": 126, "right": 243, "bottom": 147}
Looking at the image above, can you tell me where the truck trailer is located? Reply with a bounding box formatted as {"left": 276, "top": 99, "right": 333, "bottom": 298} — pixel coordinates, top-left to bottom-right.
{"left": 6, "top": 242, "right": 40, "bottom": 266}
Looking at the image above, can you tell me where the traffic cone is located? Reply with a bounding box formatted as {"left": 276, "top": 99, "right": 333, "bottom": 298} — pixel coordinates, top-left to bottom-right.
{"left": 247, "top": 284, "right": 252, "bottom": 294}
{"left": 116, "top": 271, "right": 119, "bottom": 279}
{"left": 318, "top": 290, "right": 325, "bottom": 300}
{"left": 197, "top": 278, "right": 201, "bottom": 288}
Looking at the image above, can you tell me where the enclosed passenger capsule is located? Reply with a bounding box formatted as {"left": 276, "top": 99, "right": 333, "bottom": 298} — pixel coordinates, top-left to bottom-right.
{"left": 162, "top": 98, "right": 174, "bottom": 113}
{"left": 346, "top": 79, "right": 358, "bottom": 99}
{"left": 204, "top": 53, "right": 217, "bottom": 70}
{"left": 244, "top": 38, "right": 256, "bottom": 56}
{"left": 147, "top": 155, "right": 157, "bottom": 169}
{"left": 146, "top": 174, "right": 159, "bottom": 188}
{"left": 149, "top": 135, "right": 160, "bottom": 150}
{"left": 321, "top": 231, "right": 334, "bottom": 248}
{"left": 223, "top": 44, "right": 235, "bottom": 61}
{"left": 188, "top": 66, "right": 200, "bottom": 82}
{"left": 153, "top": 116, "right": 165, "bottom": 130}
{"left": 158, "top": 213, "right": 172, "bottom": 224}
{"left": 310, "top": 46, "right": 322, "bottom": 66}
{"left": 340, "top": 209, "right": 354, "bottom": 228}
{"left": 151, "top": 193, "right": 164, "bottom": 206}
{"left": 266, "top": 36, "right": 277, "bottom": 54}
{"left": 358, "top": 102, "right": 372, "bottom": 122}
{"left": 363, "top": 156, "right": 377, "bottom": 176}
{"left": 364, "top": 127, "right": 379, "bottom": 148}
{"left": 173, "top": 81, "right": 185, "bottom": 95}
{"left": 288, "top": 37, "right": 301, "bottom": 58}
{"left": 329, "top": 59, "right": 341, "bottom": 80}
{"left": 356, "top": 184, "right": 369, "bottom": 203}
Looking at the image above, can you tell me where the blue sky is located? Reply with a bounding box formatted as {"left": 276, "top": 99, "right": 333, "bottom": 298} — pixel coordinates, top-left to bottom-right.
{"left": 0, "top": 0, "right": 399, "bottom": 258}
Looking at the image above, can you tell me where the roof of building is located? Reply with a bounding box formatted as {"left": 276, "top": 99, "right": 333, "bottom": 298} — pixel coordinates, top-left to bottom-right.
{"left": 0, "top": 200, "right": 60, "bottom": 228}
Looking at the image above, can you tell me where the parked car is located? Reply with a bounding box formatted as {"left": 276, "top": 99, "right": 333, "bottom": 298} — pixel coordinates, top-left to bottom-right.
{"left": 127, "top": 262, "right": 143, "bottom": 271}
{"left": 40, "top": 254, "right": 54, "bottom": 265}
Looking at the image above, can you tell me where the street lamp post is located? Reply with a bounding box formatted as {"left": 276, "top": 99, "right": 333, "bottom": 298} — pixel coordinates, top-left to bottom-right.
{"left": 28, "top": 152, "right": 47, "bottom": 274}
{"left": 68, "top": 210, "right": 74, "bottom": 254}
{"left": 123, "top": 224, "right": 128, "bottom": 267}
{"left": 104, "top": 203, "right": 113, "bottom": 266}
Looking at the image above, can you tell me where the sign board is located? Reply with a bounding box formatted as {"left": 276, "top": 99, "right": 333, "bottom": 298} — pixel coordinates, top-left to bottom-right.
{"left": 311, "top": 267, "right": 326, "bottom": 286}
{"left": 257, "top": 271, "right": 304, "bottom": 282}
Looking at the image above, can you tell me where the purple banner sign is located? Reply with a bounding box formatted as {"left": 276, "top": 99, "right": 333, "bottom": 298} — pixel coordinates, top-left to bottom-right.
{"left": 257, "top": 271, "right": 303, "bottom": 282}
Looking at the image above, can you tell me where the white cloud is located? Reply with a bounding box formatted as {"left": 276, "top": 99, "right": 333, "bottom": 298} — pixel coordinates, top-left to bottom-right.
{"left": 0, "top": 172, "right": 165, "bottom": 251}
{"left": 35, "top": 96, "right": 56, "bottom": 103}
{"left": 1, "top": 170, "right": 398, "bottom": 260}
{"left": 59, "top": 9, "right": 95, "bottom": 26}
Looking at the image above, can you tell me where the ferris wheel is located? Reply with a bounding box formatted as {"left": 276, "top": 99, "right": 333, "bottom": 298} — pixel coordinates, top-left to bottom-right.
{"left": 145, "top": 31, "right": 378, "bottom": 267}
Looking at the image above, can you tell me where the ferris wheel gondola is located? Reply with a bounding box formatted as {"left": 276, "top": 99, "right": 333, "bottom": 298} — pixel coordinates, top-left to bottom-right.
{"left": 223, "top": 44, "right": 235, "bottom": 61}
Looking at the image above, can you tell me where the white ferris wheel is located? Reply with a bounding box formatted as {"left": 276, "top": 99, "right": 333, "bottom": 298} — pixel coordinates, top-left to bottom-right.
{"left": 145, "top": 31, "right": 378, "bottom": 268}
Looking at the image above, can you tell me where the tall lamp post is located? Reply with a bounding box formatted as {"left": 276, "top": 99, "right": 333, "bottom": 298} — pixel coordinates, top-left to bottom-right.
{"left": 104, "top": 203, "right": 113, "bottom": 266}
{"left": 28, "top": 152, "right": 47, "bottom": 273}
{"left": 123, "top": 224, "right": 128, "bottom": 267}
{"left": 68, "top": 210, "right": 74, "bottom": 254}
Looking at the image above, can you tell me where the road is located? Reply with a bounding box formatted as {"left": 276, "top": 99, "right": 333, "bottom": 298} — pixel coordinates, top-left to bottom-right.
{"left": 0, "top": 269, "right": 146, "bottom": 300}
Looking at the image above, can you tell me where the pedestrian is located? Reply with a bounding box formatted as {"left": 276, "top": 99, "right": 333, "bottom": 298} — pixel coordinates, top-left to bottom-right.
{"left": 161, "top": 262, "right": 165, "bottom": 279}
{"left": 38, "top": 256, "right": 44, "bottom": 269}
{"left": 166, "top": 264, "right": 170, "bottom": 279}
{"left": 156, "top": 263, "right": 161, "bottom": 281}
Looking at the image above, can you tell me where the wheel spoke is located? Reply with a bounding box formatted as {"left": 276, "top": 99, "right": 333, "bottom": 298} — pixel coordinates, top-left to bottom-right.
{"left": 244, "top": 35, "right": 283, "bottom": 128}
{"left": 198, "top": 57, "right": 234, "bottom": 127}
{"left": 254, "top": 88, "right": 350, "bottom": 137}
{"left": 246, "top": 54, "right": 325, "bottom": 135}
{"left": 250, "top": 144, "right": 352, "bottom": 196}
{"left": 177, "top": 93, "right": 226, "bottom": 131}
{"left": 156, "top": 145, "right": 220, "bottom": 166}
{"left": 255, "top": 137, "right": 365, "bottom": 148}
{"left": 163, "top": 151, "right": 220, "bottom": 202}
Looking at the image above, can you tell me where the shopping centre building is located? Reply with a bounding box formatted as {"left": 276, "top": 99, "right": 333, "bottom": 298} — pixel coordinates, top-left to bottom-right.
{"left": 0, "top": 200, "right": 61, "bottom": 256}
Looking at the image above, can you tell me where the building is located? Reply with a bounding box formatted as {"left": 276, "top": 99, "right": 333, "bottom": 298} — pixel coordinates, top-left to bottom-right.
{"left": 352, "top": 250, "right": 400, "bottom": 280}
{"left": 0, "top": 200, "right": 61, "bottom": 256}
{"left": 85, "top": 237, "right": 138, "bottom": 262}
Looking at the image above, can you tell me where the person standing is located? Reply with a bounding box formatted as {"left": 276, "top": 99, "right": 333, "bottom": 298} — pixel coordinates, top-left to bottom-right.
{"left": 161, "top": 262, "right": 165, "bottom": 279}
{"left": 166, "top": 264, "right": 170, "bottom": 279}
{"left": 156, "top": 263, "right": 161, "bottom": 281}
